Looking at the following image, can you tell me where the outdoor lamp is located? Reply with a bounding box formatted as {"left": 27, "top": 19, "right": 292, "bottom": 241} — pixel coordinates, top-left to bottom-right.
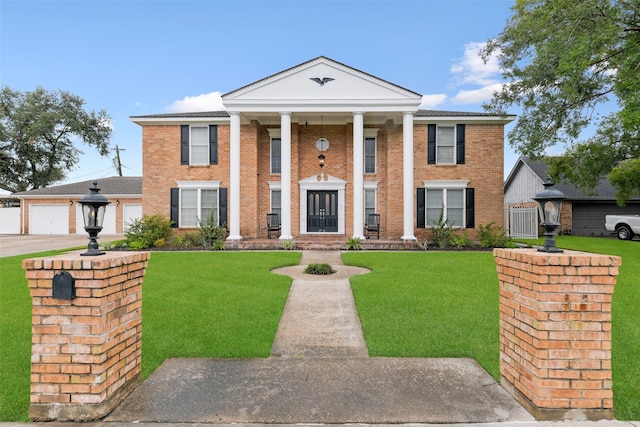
{"left": 318, "top": 153, "right": 325, "bottom": 169}
{"left": 533, "top": 176, "right": 566, "bottom": 253}
{"left": 78, "top": 181, "right": 110, "bottom": 256}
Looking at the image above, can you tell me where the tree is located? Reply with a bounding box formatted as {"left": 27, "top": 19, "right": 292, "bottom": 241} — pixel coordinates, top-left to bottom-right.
{"left": 481, "top": 0, "right": 640, "bottom": 204}
{"left": 0, "top": 86, "right": 112, "bottom": 193}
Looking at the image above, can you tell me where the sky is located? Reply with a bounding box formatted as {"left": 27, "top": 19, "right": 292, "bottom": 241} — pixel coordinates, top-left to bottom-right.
{"left": 1, "top": 0, "right": 521, "bottom": 190}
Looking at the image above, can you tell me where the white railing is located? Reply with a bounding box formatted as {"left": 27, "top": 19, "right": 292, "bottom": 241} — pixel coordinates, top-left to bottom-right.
{"left": 504, "top": 206, "right": 538, "bottom": 239}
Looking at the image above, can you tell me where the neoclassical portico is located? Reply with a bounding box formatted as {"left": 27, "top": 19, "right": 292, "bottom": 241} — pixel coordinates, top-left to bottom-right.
{"left": 223, "top": 56, "right": 422, "bottom": 241}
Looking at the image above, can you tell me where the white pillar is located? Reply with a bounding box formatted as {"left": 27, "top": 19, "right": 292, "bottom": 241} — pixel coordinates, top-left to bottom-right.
{"left": 352, "top": 112, "right": 365, "bottom": 239}
{"left": 280, "top": 112, "right": 293, "bottom": 240}
{"left": 401, "top": 112, "right": 416, "bottom": 240}
{"left": 227, "top": 112, "right": 242, "bottom": 240}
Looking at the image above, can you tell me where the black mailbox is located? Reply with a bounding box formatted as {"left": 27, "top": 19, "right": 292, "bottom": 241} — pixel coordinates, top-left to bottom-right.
{"left": 52, "top": 271, "right": 75, "bottom": 300}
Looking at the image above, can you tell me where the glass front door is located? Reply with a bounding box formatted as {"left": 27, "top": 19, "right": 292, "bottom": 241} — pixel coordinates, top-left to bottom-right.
{"left": 307, "top": 190, "right": 338, "bottom": 232}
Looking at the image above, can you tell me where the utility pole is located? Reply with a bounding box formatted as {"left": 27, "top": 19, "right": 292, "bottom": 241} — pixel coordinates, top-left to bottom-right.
{"left": 112, "top": 145, "right": 125, "bottom": 177}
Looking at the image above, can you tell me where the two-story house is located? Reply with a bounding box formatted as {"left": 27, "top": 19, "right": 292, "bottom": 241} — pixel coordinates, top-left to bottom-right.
{"left": 131, "top": 56, "right": 514, "bottom": 242}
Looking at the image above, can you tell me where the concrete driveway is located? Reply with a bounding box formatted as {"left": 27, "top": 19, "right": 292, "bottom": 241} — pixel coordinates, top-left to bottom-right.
{"left": 0, "top": 234, "right": 124, "bottom": 257}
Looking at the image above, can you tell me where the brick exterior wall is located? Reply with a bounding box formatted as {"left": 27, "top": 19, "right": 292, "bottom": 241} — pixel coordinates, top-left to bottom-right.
{"left": 24, "top": 251, "right": 149, "bottom": 421}
{"left": 493, "top": 248, "right": 620, "bottom": 420}
{"left": 141, "top": 120, "right": 505, "bottom": 239}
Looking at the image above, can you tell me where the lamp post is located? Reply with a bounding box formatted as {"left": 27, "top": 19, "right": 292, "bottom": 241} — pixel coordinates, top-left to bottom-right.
{"left": 78, "top": 181, "right": 110, "bottom": 256}
{"left": 533, "top": 176, "right": 566, "bottom": 253}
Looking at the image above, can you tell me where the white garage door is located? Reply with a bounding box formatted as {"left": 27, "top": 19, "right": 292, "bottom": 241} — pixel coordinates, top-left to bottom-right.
{"left": 30, "top": 205, "right": 69, "bottom": 234}
{"left": 76, "top": 204, "right": 116, "bottom": 234}
{"left": 123, "top": 204, "right": 142, "bottom": 231}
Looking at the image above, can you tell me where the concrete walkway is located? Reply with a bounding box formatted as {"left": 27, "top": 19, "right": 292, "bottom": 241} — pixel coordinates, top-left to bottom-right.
{"left": 106, "top": 250, "right": 534, "bottom": 424}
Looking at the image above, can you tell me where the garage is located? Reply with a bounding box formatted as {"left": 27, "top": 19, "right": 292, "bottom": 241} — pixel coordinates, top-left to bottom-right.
{"left": 572, "top": 202, "right": 640, "bottom": 237}
{"left": 30, "top": 205, "right": 69, "bottom": 234}
{"left": 123, "top": 204, "right": 142, "bottom": 231}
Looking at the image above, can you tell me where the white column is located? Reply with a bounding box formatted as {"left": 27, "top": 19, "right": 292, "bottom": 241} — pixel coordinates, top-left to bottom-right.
{"left": 352, "top": 112, "right": 365, "bottom": 239}
{"left": 401, "top": 112, "right": 416, "bottom": 240}
{"left": 227, "top": 112, "right": 242, "bottom": 240}
{"left": 279, "top": 112, "right": 293, "bottom": 240}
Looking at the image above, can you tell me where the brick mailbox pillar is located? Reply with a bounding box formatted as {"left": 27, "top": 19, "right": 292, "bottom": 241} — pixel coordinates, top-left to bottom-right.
{"left": 23, "top": 251, "right": 150, "bottom": 421}
{"left": 493, "top": 248, "right": 620, "bottom": 421}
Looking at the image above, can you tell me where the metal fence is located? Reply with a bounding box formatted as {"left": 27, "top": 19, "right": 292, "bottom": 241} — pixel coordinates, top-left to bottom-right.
{"left": 504, "top": 206, "right": 538, "bottom": 239}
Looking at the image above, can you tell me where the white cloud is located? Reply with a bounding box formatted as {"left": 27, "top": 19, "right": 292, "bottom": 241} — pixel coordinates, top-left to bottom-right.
{"left": 165, "top": 91, "right": 225, "bottom": 113}
{"left": 419, "top": 94, "right": 448, "bottom": 109}
{"left": 451, "top": 83, "right": 504, "bottom": 105}
{"left": 451, "top": 41, "right": 502, "bottom": 86}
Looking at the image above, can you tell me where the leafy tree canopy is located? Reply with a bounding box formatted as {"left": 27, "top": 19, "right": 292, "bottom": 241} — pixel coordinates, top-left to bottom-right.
{"left": 0, "top": 86, "right": 112, "bottom": 193}
{"left": 482, "top": 0, "right": 640, "bottom": 204}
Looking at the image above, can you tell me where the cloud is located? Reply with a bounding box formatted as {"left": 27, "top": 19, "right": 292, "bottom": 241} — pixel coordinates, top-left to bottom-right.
{"left": 165, "top": 91, "right": 225, "bottom": 113}
{"left": 451, "top": 41, "right": 502, "bottom": 86}
{"left": 451, "top": 83, "right": 504, "bottom": 105}
{"left": 419, "top": 94, "right": 448, "bottom": 109}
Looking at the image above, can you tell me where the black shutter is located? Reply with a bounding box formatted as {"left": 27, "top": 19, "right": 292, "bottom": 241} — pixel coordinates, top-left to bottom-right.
{"left": 180, "top": 125, "right": 189, "bottom": 165}
{"left": 417, "top": 188, "right": 426, "bottom": 228}
{"left": 219, "top": 188, "right": 228, "bottom": 227}
{"left": 209, "top": 125, "right": 218, "bottom": 165}
{"left": 427, "top": 124, "right": 436, "bottom": 164}
{"left": 456, "top": 124, "right": 465, "bottom": 165}
{"left": 170, "top": 188, "right": 179, "bottom": 228}
{"left": 465, "top": 187, "right": 475, "bottom": 229}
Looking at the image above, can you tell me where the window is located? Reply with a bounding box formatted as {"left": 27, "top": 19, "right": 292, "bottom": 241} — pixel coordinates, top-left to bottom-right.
{"left": 271, "top": 137, "right": 281, "bottom": 174}
{"left": 180, "top": 125, "right": 218, "bottom": 166}
{"left": 364, "top": 137, "right": 376, "bottom": 174}
{"left": 364, "top": 188, "right": 376, "bottom": 220}
{"left": 271, "top": 189, "right": 281, "bottom": 218}
{"left": 170, "top": 181, "right": 226, "bottom": 228}
{"left": 427, "top": 124, "right": 465, "bottom": 165}
{"left": 426, "top": 188, "right": 463, "bottom": 227}
{"left": 417, "top": 180, "right": 474, "bottom": 229}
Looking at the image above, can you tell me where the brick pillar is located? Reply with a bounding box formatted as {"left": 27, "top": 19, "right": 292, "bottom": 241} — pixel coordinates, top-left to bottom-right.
{"left": 494, "top": 248, "right": 620, "bottom": 421}
{"left": 24, "top": 251, "right": 150, "bottom": 421}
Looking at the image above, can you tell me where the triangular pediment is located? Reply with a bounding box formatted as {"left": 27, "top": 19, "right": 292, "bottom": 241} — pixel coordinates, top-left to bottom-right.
{"left": 223, "top": 57, "right": 422, "bottom": 113}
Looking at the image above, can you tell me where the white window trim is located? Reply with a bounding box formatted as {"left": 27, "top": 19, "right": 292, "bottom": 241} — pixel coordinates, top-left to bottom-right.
{"left": 364, "top": 128, "right": 378, "bottom": 174}
{"left": 435, "top": 124, "right": 456, "bottom": 165}
{"left": 268, "top": 128, "right": 281, "bottom": 175}
{"left": 176, "top": 180, "right": 221, "bottom": 228}
{"left": 423, "top": 180, "right": 468, "bottom": 228}
{"left": 190, "top": 125, "right": 210, "bottom": 166}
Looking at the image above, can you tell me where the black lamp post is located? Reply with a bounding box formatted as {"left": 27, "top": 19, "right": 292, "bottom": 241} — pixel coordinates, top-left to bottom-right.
{"left": 78, "top": 181, "right": 110, "bottom": 256}
{"left": 533, "top": 176, "right": 566, "bottom": 253}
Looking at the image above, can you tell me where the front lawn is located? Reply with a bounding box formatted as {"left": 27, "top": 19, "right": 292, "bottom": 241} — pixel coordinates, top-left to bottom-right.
{"left": 1, "top": 237, "right": 637, "bottom": 421}
{"left": 344, "top": 236, "right": 639, "bottom": 421}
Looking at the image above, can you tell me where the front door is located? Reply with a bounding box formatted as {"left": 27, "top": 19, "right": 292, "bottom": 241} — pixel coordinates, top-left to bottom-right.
{"left": 307, "top": 190, "right": 338, "bottom": 232}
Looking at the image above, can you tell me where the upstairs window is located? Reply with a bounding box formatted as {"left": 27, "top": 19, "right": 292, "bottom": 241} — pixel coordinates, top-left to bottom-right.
{"left": 427, "top": 124, "right": 465, "bottom": 165}
{"left": 271, "top": 138, "right": 281, "bottom": 174}
{"left": 181, "top": 125, "right": 218, "bottom": 166}
{"left": 364, "top": 137, "right": 376, "bottom": 174}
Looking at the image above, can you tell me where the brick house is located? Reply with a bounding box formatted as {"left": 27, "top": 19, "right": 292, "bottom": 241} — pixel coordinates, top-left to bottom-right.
{"left": 131, "top": 57, "right": 514, "bottom": 241}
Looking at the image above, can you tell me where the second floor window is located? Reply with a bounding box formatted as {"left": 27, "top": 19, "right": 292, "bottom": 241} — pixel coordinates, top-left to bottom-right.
{"left": 364, "top": 137, "right": 376, "bottom": 174}
{"left": 427, "top": 124, "right": 465, "bottom": 165}
{"left": 271, "top": 137, "right": 281, "bottom": 174}
{"left": 181, "top": 125, "right": 218, "bottom": 166}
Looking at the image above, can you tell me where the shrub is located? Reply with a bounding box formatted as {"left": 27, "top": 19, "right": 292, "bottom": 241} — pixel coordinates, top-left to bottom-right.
{"left": 478, "top": 222, "right": 514, "bottom": 248}
{"left": 345, "top": 237, "right": 363, "bottom": 251}
{"left": 304, "top": 263, "right": 334, "bottom": 275}
{"left": 282, "top": 239, "right": 296, "bottom": 250}
{"left": 124, "top": 215, "right": 173, "bottom": 249}
{"left": 449, "top": 230, "right": 471, "bottom": 250}
{"left": 198, "top": 211, "right": 227, "bottom": 250}
{"left": 430, "top": 208, "right": 453, "bottom": 248}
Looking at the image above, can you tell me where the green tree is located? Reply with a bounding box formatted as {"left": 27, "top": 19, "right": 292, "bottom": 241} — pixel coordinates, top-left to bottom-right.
{"left": 0, "top": 86, "right": 112, "bottom": 193}
{"left": 481, "top": 0, "right": 640, "bottom": 204}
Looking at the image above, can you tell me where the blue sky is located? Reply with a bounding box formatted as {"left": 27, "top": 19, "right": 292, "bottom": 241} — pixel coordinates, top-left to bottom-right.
{"left": 1, "top": 0, "right": 520, "bottom": 188}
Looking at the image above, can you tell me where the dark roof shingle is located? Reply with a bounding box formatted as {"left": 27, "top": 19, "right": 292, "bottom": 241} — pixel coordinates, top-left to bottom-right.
{"left": 14, "top": 177, "right": 142, "bottom": 197}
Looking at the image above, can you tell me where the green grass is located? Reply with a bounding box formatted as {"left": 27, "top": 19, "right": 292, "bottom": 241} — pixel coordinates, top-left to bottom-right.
{"left": 344, "top": 251, "right": 500, "bottom": 377}
{"left": 344, "top": 236, "right": 640, "bottom": 421}
{"left": 0, "top": 250, "right": 299, "bottom": 422}
{"left": 1, "top": 238, "right": 638, "bottom": 421}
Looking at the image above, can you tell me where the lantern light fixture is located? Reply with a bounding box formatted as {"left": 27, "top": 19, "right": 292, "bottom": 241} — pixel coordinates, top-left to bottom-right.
{"left": 533, "top": 176, "right": 566, "bottom": 253}
{"left": 78, "top": 181, "right": 110, "bottom": 256}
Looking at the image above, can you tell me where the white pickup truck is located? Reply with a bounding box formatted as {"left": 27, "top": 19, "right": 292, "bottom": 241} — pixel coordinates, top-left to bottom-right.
{"left": 605, "top": 215, "right": 640, "bottom": 240}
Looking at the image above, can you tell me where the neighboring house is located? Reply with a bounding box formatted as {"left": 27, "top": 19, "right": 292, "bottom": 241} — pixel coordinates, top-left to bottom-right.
{"left": 131, "top": 56, "right": 514, "bottom": 241}
{"left": 12, "top": 177, "right": 142, "bottom": 235}
{"left": 504, "top": 157, "right": 640, "bottom": 237}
